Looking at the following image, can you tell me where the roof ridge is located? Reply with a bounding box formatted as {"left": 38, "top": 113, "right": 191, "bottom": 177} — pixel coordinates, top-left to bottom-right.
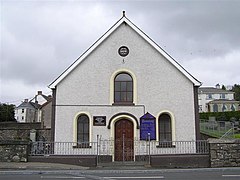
{"left": 49, "top": 13, "right": 201, "bottom": 88}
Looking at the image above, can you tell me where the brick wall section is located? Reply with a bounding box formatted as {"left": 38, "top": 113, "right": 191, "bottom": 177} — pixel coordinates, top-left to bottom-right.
{"left": 209, "top": 138, "right": 240, "bottom": 167}
{"left": 0, "top": 141, "right": 29, "bottom": 162}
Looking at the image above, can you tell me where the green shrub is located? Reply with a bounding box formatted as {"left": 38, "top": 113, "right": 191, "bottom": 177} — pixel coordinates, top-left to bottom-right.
{"left": 200, "top": 111, "right": 240, "bottom": 121}
{"left": 234, "top": 134, "right": 240, "bottom": 139}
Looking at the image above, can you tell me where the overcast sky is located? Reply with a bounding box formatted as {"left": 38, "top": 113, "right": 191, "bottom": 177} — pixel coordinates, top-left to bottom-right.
{"left": 1, "top": 0, "right": 240, "bottom": 105}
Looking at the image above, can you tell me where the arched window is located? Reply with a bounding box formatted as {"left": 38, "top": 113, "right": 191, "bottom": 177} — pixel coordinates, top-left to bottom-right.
{"left": 213, "top": 104, "right": 218, "bottom": 112}
{"left": 114, "top": 73, "right": 133, "bottom": 104}
{"left": 158, "top": 114, "right": 172, "bottom": 147}
{"left": 77, "top": 114, "right": 89, "bottom": 145}
{"left": 222, "top": 104, "right": 226, "bottom": 112}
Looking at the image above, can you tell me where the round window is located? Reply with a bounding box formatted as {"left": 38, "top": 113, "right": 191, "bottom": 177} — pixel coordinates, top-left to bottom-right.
{"left": 118, "top": 46, "right": 129, "bottom": 57}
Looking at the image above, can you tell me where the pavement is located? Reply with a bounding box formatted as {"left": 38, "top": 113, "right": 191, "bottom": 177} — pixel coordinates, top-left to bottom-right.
{"left": 0, "top": 161, "right": 151, "bottom": 171}
{"left": 1, "top": 162, "right": 240, "bottom": 172}
{"left": 0, "top": 162, "right": 89, "bottom": 171}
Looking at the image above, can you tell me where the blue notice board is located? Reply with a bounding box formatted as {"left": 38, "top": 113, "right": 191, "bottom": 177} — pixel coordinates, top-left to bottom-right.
{"left": 140, "top": 112, "right": 156, "bottom": 140}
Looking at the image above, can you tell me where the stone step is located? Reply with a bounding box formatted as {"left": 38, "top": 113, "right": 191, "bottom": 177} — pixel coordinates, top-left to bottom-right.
{"left": 97, "top": 161, "right": 150, "bottom": 169}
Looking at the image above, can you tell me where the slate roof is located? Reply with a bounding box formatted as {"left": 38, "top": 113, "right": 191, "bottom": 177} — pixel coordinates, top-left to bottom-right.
{"left": 17, "top": 101, "right": 40, "bottom": 109}
{"left": 208, "top": 99, "right": 239, "bottom": 103}
{"left": 198, "top": 87, "right": 234, "bottom": 94}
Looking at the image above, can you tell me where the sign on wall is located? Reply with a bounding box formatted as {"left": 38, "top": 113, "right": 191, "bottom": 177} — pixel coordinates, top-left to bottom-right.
{"left": 93, "top": 116, "right": 106, "bottom": 126}
{"left": 140, "top": 112, "right": 156, "bottom": 140}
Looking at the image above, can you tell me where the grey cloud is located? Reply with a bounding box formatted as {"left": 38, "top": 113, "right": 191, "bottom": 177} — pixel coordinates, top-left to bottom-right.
{"left": 1, "top": 1, "right": 240, "bottom": 103}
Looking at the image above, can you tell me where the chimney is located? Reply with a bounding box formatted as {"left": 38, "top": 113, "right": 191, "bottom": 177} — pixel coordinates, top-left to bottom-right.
{"left": 24, "top": 99, "right": 28, "bottom": 103}
{"left": 37, "top": 91, "right": 42, "bottom": 95}
{"left": 216, "top": 84, "right": 220, "bottom": 89}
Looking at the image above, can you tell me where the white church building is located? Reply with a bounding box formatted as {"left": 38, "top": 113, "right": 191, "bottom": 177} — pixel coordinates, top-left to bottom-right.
{"left": 49, "top": 12, "right": 201, "bottom": 162}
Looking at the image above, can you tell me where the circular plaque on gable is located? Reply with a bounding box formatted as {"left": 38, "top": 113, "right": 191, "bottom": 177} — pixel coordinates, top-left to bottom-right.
{"left": 118, "top": 46, "right": 129, "bottom": 57}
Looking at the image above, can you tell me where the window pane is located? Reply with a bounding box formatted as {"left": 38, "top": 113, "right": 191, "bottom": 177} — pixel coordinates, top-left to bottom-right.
{"left": 84, "top": 123, "right": 89, "bottom": 132}
{"left": 165, "top": 120, "right": 171, "bottom": 131}
{"left": 127, "top": 92, "right": 133, "bottom": 101}
{"left": 84, "top": 134, "right": 89, "bottom": 142}
{"left": 121, "top": 82, "right": 127, "bottom": 91}
{"left": 127, "top": 82, "right": 133, "bottom": 91}
{"left": 166, "top": 133, "right": 171, "bottom": 141}
{"left": 213, "top": 104, "right": 218, "bottom": 112}
{"left": 160, "top": 135, "right": 165, "bottom": 141}
{"left": 115, "top": 73, "right": 132, "bottom": 81}
{"left": 78, "top": 123, "right": 84, "bottom": 132}
{"left": 121, "top": 92, "right": 127, "bottom": 101}
{"left": 115, "top": 82, "right": 120, "bottom": 91}
{"left": 78, "top": 133, "right": 83, "bottom": 142}
{"left": 115, "top": 92, "right": 121, "bottom": 102}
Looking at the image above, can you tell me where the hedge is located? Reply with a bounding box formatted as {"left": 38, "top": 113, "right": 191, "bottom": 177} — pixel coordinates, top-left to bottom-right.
{"left": 199, "top": 111, "right": 240, "bottom": 121}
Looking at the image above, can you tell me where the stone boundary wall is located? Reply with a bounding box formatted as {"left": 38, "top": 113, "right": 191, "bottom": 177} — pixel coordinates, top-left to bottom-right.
{"left": 0, "top": 141, "right": 29, "bottom": 162}
{"left": 151, "top": 154, "right": 210, "bottom": 168}
{"left": 0, "top": 122, "right": 51, "bottom": 141}
{"left": 0, "top": 122, "right": 42, "bottom": 129}
{"left": 209, "top": 138, "right": 240, "bottom": 167}
{"left": 0, "top": 129, "right": 51, "bottom": 141}
{"left": 28, "top": 155, "right": 96, "bottom": 167}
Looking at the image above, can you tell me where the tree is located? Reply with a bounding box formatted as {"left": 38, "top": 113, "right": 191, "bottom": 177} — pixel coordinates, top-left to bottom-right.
{"left": 0, "top": 103, "right": 16, "bottom": 122}
{"left": 231, "top": 84, "right": 240, "bottom": 101}
{"left": 221, "top": 85, "right": 226, "bottom": 90}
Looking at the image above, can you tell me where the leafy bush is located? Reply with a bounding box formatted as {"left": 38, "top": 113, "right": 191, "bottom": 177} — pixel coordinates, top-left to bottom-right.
{"left": 234, "top": 134, "right": 240, "bottom": 139}
{"left": 200, "top": 111, "right": 240, "bottom": 121}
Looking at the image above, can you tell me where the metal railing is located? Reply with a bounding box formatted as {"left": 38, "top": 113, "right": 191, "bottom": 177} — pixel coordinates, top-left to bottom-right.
{"left": 29, "top": 139, "right": 209, "bottom": 157}
{"left": 30, "top": 141, "right": 98, "bottom": 155}
{"left": 200, "top": 119, "right": 235, "bottom": 138}
{"left": 220, "top": 127, "right": 235, "bottom": 139}
{"left": 150, "top": 140, "right": 209, "bottom": 155}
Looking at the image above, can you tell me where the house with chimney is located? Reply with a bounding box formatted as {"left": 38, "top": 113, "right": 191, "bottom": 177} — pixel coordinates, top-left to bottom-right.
{"left": 15, "top": 98, "right": 40, "bottom": 123}
{"left": 15, "top": 91, "right": 52, "bottom": 128}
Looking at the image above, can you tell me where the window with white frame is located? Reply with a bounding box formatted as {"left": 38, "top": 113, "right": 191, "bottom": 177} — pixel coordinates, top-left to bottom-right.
{"left": 206, "top": 94, "right": 212, "bottom": 99}
{"left": 220, "top": 93, "right": 225, "bottom": 99}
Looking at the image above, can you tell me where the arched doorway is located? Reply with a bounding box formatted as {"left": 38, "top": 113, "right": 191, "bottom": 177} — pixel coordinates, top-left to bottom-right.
{"left": 114, "top": 119, "right": 134, "bottom": 161}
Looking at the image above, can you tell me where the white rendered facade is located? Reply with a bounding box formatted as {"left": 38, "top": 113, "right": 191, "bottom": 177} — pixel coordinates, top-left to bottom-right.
{"left": 50, "top": 15, "right": 201, "bottom": 160}
{"left": 198, "top": 86, "right": 237, "bottom": 112}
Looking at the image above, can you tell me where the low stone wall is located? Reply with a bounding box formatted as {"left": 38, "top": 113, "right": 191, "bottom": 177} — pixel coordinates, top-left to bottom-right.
{"left": 29, "top": 155, "right": 96, "bottom": 167}
{"left": 0, "top": 122, "right": 42, "bottom": 129}
{"left": 0, "top": 141, "right": 29, "bottom": 162}
{"left": 0, "top": 122, "right": 51, "bottom": 141}
{"left": 209, "top": 138, "right": 240, "bottom": 167}
{"left": 151, "top": 154, "right": 210, "bottom": 168}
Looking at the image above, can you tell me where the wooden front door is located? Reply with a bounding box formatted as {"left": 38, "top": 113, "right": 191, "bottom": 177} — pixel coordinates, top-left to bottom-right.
{"left": 114, "top": 119, "right": 134, "bottom": 161}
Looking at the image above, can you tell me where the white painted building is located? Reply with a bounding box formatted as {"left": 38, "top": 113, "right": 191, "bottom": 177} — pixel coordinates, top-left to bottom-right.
{"left": 15, "top": 91, "right": 52, "bottom": 124}
{"left": 49, "top": 13, "right": 201, "bottom": 161}
{"left": 198, "top": 84, "right": 239, "bottom": 112}
{"left": 15, "top": 99, "right": 39, "bottom": 123}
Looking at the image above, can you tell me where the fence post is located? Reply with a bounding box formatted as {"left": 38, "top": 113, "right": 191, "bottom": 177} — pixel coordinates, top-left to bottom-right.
{"left": 123, "top": 133, "right": 125, "bottom": 162}
{"left": 96, "top": 134, "right": 99, "bottom": 166}
{"left": 148, "top": 133, "right": 151, "bottom": 166}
